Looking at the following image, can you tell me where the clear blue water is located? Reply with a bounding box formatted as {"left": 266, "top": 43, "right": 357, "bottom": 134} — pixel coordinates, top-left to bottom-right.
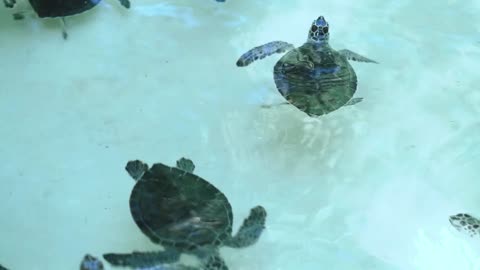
{"left": 1, "top": 0, "right": 480, "bottom": 269}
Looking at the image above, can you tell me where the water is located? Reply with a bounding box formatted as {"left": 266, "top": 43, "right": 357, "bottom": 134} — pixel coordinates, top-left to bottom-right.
{"left": 1, "top": 0, "right": 480, "bottom": 269}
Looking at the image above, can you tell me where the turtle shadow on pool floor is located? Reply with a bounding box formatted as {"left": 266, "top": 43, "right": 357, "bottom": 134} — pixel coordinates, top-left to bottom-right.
{"left": 3, "top": 0, "right": 130, "bottom": 40}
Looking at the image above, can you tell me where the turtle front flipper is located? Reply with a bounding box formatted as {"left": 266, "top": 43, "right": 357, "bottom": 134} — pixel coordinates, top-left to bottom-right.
{"left": 103, "top": 250, "right": 180, "bottom": 268}
{"left": 0, "top": 264, "right": 9, "bottom": 270}
{"left": 236, "top": 41, "right": 295, "bottom": 67}
{"left": 338, "top": 49, "right": 378, "bottom": 63}
{"left": 224, "top": 206, "right": 266, "bottom": 248}
{"left": 176, "top": 157, "right": 195, "bottom": 173}
{"left": 60, "top": 18, "right": 68, "bottom": 40}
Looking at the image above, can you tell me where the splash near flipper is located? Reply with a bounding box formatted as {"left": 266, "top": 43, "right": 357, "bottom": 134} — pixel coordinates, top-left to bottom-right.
{"left": 236, "top": 41, "right": 295, "bottom": 67}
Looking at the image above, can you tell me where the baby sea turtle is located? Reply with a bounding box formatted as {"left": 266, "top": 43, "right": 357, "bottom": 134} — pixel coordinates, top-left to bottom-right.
{"left": 449, "top": 213, "right": 480, "bottom": 237}
{"left": 103, "top": 157, "right": 267, "bottom": 270}
{"left": 6, "top": 0, "right": 130, "bottom": 39}
{"left": 236, "top": 16, "right": 378, "bottom": 117}
{"left": 2, "top": 0, "right": 15, "bottom": 8}
{"left": 80, "top": 254, "right": 104, "bottom": 270}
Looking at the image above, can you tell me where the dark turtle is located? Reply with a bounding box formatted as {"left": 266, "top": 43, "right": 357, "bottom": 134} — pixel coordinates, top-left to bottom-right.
{"left": 449, "top": 213, "right": 480, "bottom": 237}
{"left": 80, "top": 254, "right": 104, "bottom": 270}
{"left": 103, "top": 157, "right": 267, "bottom": 270}
{"left": 236, "top": 16, "right": 378, "bottom": 117}
{"left": 6, "top": 0, "right": 130, "bottom": 39}
{"left": 2, "top": 0, "right": 15, "bottom": 8}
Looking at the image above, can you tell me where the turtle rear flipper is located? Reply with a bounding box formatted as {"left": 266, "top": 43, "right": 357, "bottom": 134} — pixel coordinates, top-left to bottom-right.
{"left": 203, "top": 254, "right": 228, "bottom": 270}
{"left": 236, "top": 41, "right": 295, "bottom": 67}
{"left": 176, "top": 157, "right": 195, "bottom": 173}
{"left": 224, "top": 206, "right": 266, "bottom": 248}
{"left": 103, "top": 250, "right": 180, "bottom": 268}
{"left": 338, "top": 49, "right": 378, "bottom": 63}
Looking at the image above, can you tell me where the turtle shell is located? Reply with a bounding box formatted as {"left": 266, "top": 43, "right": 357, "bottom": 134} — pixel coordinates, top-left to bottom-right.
{"left": 273, "top": 42, "right": 357, "bottom": 116}
{"left": 129, "top": 162, "right": 233, "bottom": 251}
{"left": 28, "top": 0, "right": 101, "bottom": 18}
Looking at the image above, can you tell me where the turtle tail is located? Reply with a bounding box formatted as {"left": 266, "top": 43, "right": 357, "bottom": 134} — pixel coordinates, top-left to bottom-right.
{"left": 236, "top": 41, "right": 295, "bottom": 67}
{"left": 224, "top": 205, "right": 267, "bottom": 248}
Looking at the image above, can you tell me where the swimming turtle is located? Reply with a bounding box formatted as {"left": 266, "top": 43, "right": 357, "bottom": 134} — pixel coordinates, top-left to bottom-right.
{"left": 6, "top": 0, "right": 130, "bottom": 39}
{"left": 236, "top": 16, "right": 378, "bottom": 117}
{"left": 2, "top": 0, "right": 15, "bottom": 8}
{"left": 80, "top": 254, "right": 104, "bottom": 270}
{"left": 449, "top": 213, "right": 480, "bottom": 237}
{"left": 103, "top": 157, "right": 267, "bottom": 270}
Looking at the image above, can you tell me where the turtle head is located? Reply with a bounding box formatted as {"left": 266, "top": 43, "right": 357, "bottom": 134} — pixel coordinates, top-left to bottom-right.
{"left": 308, "top": 16, "right": 329, "bottom": 44}
{"left": 125, "top": 160, "right": 149, "bottom": 181}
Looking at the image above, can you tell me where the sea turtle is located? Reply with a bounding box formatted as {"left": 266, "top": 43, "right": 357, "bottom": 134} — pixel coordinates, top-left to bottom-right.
{"left": 236, "top": 16, "right": 378, "bottom": 117}
{"left": 103, "top": 157, "right": 267, "bottom": 270}
{"left": 2, "top": 0, "right": 15, "bottom": 8}
{"left": 5, "top": 0, "right": 130, "bottom": 39}
{"left": 449, "top": 213, "right": 480, "bottom": 237}
{"left": 80, "top": 254, "right": 104, "bottom": 270}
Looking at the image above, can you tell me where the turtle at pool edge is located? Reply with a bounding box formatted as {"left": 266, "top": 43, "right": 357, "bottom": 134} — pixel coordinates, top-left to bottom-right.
{"left": 236, "top": 16, "right": 378, "bottom": 117}
{"left": 103, "top": 157, "right": 267, "bottom": 270}
{"left": 4, "top": 0, "right": 130, "bottom": 39}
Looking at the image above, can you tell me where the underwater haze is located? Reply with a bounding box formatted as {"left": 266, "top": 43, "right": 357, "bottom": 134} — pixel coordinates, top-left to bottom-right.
{"left": 1, "top": 0, "right": 480, "bottom": 269}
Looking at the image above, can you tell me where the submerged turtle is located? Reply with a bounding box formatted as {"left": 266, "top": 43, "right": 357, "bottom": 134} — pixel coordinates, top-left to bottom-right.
{"left": 103, "top": 157, "right": 267, "bottom": 270}
{"left": 80, "top": 254, "right": 104, "bottom": 270}
{"left": 449, "top": 213, "right": 480, "bottom": 237}
{"left": 6, "top": 0, "right": 130, "bottom": 39}
{"left": 2, "top": 0, "right": 15, "bottom": 8}
{"left": 236, "top": 16, "right": 378, "bottom": 117}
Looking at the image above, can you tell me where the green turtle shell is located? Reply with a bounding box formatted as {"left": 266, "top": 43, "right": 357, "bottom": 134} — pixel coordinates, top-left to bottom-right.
{"left": 129, "top": 162, "right": 233, "bottom": 251}
{"left": 273, "top": 42, "right": 357, "bottom": 116}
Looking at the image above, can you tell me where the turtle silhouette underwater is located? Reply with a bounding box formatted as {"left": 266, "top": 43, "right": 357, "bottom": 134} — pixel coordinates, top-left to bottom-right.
{"left": 236, "top": 16, "right": 378, "bottom": 117}
{"left": 449, "top": 213, "right": 480, "bottom": 237}
{"left": 103, "top": 157, "right": 267, "bottom": 270}
{"left": 80, "top": 254, "right": 104, "bottom": 270}
{"left": 5, "top": 0, "right": 130, "bottom": 39}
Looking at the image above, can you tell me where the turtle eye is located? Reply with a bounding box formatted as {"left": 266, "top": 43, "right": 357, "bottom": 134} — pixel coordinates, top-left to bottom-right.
{"left": 322, "top": 26, "right": 329, "bottom": 34}
{"left": 311, "top": 25, "right": 318, "bottom": 32}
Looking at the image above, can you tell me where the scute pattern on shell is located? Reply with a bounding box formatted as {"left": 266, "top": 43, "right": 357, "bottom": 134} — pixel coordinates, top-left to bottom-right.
{"left": 129, "top": 162, "right": 233, "bottom": 250}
